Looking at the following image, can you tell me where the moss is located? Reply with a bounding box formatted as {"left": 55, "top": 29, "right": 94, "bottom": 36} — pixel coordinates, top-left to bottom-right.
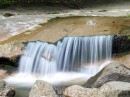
{"left": 0, "top": 0, "right": 10, "bottom": 7}
{"left": 0, "top": 64, "right": 16, "bottom": 72}
{"left": 101, "top": 30, "right": 109, "bottom": 32}
{"left": 98, "top": 10, "right": 107, "bottom": 12}
{"left": 47, "top": 17, "right": 61, "bottom": 22}
{"left": 128, "top": 36, "right": 130, "bottom": 40}
{"left": 47, "top": 16, "right": 85, "bottom": 22}
{"left": 5, "top": 65, "right": 15, "bottom": 69}
{"left": 115, "top": 51, "right": 130, "bottom": 57}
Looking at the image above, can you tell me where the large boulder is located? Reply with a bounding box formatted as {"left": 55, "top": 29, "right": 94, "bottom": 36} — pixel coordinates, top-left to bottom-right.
{"left": 63, "top": 81, "right": 130, "bottom": 97}
{"left": 29, "top": 80, "right": 57, "bottom": 97}
{"left": 0, "top": 79, "right": 15, "bottom": 97}
{"left": 100, "top": 81, "right": 130, "bottom": 97}
{"left": 84, "top": 61, "right": 130, "bottom": 88}
{"left": 0, "top": 41, "right": 24, "bottom": 58}
{"left": 63, "top": 85, "right": 103, "bottom": 97}
{"left": 0, "top": 41, "right": 24, "bottom": 68}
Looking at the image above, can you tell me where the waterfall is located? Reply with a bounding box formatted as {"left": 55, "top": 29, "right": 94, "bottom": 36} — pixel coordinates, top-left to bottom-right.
{"left": 19, "top": 35, "right": 113, "bottom": 75}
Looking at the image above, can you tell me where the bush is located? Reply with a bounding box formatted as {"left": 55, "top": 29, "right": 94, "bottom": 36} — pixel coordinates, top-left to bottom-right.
{"left": 0, "top": 0, "right": 10, "bottom": 7}
{"left": 0, "top": 0, "right": 85, "bottom": 8}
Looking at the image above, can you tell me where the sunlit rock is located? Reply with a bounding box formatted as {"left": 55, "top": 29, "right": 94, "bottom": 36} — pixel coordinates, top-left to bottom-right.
{"left": 0, "top": 79, "right": 15, "bottom": 97}
{"left": 0, "top": 69, "right": 7, "bottom": 78}
{"left": 64, "top": 81, "right": 130, "bottom": 97}
{"left": 100, "top": 81, "right": 130, "bottom": 97}
{"left": 63, "top": 85, "right": 103, "bottom": 97}
{"left": 0, "top": 41, "right": 24, "bottom": 58}
{"left": 29, "top": 80, "right": 57, "bottom": 97}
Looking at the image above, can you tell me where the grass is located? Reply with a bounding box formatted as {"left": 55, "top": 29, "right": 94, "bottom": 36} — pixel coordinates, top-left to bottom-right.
{"left": 115, "top": 51, "right": 130, "bottom": 57}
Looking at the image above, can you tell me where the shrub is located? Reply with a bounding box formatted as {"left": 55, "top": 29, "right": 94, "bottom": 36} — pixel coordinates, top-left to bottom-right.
{"left": 0, "top": 0, "right": 10, "bottom": 7}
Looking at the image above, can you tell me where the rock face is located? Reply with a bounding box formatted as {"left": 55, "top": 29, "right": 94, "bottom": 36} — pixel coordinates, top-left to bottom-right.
{"left": 113, "top": 35, "right": 130, "bottom": 54}
{"left": 0, "top": 41, "right": 24, "bottom": 58}
{"left": 100, "top": 81, "right": 130, "bottom": 97}
{"left": 0, "top": 41, "right": 24, "bottom": 67}
{"left": 84, "top": 61, "right": 130, "bottom": 88}
{"left": 63, "top": 81, "right": 130, "bottom": 97}
{"left": 0, "top": 79, "right": 15, "bottom": 97}
{"left": 29, "top": 80, "right": 57, "bottom": 97}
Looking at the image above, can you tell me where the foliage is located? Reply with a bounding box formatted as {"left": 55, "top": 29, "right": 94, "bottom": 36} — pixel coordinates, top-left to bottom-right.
{"left": 0, "top": 0, "right": 10, "bottom": 7}
{"left": 0, "top": 0, "right": 130, "bottom": 8}
{"left": 128, "top": 14, "right": 130, "bottom": 17}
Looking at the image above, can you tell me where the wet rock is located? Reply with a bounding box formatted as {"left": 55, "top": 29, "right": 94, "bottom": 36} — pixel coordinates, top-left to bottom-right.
{"left": 54, "top": 86, "right": 67, "bottom": 97}
{"left": 0, "top": 79, "right": 15, "bottom": 97}
{"left": 3, "top": 13, "right": 15, "bottom": 17}
{"left": 63, "top": 81, "right": 130, "bottom": 97}
{"left": 84, "top": 61, "right": 130, "bottom": 88}
{"left": 0, "top": 41, "right": 24, "bottom": 66}
{"left": 29, "top": 80, "right": 57, "bottom": 97}
{"left": 112, "top": 35, "right": 130, "bottom": 54}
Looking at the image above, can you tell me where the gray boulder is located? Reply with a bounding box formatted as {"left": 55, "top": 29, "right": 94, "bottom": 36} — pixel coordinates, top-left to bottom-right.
{"left": 63, "top": 85, "right": 103, "bottom": 97}
{"left": 63, "top": 81, "right": 130, "bottom": 97}
{"left": 0, "top": 79, "right": 15, "bottom": 97}
{"left": 29, "top": 80, "right": 57, "bottom": 97}
{"left": 0, "top": 41, "right": 24, "bottom": 58}
{"left": 84, "top": 61, "right": 130, "bottom": 88}
{"left": 100, "top": 81, "right": 130, "bottom": 97}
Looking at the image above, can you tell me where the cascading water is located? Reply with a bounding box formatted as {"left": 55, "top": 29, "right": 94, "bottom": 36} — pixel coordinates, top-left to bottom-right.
{"left": 19, "top": 42, "right": 57, "bottom": 75}
{"left": 5, "top": 35, "right": 113, "bottom": 88}
{"left": 19, "top": 35, "right": 113, "bottom": 75}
